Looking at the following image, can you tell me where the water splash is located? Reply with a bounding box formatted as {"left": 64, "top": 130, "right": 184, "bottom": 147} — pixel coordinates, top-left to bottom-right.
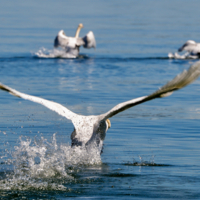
{"left": 124, "top": 155, "right": 157, "bottom": 166}
{"left": 0, "top": 133, "right": 102, "bottom": 191}
{"left": 34, "top": 47, "right": 77, "bottom": 58}
{"left": 123, "top": 155, "right": 171, "bottom": 166}
{"left": 168, "top": 52, "right": 199, "bottom": 59}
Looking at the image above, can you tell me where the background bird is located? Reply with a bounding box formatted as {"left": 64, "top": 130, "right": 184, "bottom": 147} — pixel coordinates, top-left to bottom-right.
{"left": 54, "top": 23, "right": 96, "bottom": 57}
{"left": 178, "top": 40, "right": 200, "bottom": 56}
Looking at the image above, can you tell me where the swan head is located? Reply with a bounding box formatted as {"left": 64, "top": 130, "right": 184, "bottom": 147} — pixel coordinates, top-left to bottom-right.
{"left": 78, "top": 23, "right": 84, "bottom": 29}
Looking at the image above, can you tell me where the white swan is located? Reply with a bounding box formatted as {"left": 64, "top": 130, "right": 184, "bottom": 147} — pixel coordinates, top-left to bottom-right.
{"left": 178, "top": 40, "right": 200, "bottom": 56}
{"left": 54, "top": 23, "right": 96, "bottom": 57}
{"left": 1, "top": 61, "right": 200, "bottom": 152}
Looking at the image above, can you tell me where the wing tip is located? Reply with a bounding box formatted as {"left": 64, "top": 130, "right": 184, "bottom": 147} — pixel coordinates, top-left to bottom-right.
{"left": 0, "top": 83, "right": 21, "bottom": 98}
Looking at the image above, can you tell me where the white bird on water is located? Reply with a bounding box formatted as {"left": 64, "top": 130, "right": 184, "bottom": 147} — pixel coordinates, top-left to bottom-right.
{"left": 1, "top": 61, "right": 200, "bottom": 153}
{"left": 54, "top": 23, "right": 96, "bottom": 58}
{"left": 168, "top": 40, "right": 200, "bottom": 59}
{"left": 178, "top": 40, "right": 200, "bottom": 56}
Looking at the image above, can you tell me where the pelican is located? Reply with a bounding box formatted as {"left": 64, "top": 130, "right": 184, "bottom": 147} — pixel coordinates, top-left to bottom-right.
{"left": 1, "top": 61, "right": 200, "bottom": 153}
{"left": 54, "top": 23, "right": 96, "bottom": 57}
{"left": 178, "top": 40, "right": 200, "bottom": 56}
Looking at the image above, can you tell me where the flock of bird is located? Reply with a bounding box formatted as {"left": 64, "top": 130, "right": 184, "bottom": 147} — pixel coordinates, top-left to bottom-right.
{"left": 53, "top": 23, "right": 200, "bottom": 59}
{"left": 1, "top": 24, "right": 200, "bottom": 154}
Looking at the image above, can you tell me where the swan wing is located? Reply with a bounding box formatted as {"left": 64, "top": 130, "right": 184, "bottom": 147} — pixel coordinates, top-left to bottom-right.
{"left": 99, "top": 61, "right": 200, "bottom": 120}
{"left": 82, "top": 31, "right": 96, "bottom": 49}
{"left": 0, "top": 83, "right": 77, "bottom": 121}
{"left": 54, "top": 35, "right": 70, "bottom": 48}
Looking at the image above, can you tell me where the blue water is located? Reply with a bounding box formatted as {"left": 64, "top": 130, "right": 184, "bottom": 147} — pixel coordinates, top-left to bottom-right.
{"left": 0, "top": 0, "right": 200, "bottom": 199}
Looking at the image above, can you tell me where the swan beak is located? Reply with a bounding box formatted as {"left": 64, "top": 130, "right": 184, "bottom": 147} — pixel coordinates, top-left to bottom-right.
{"left": 106, "top": 119, "right": 111, "bottom": 129}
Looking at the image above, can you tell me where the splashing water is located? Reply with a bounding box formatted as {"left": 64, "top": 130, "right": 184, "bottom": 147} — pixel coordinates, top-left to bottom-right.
{"left": 168, "top": 52, "right": 199, "bottom": 59}
{"left": 124, "top": 155, "right": 156, "bottom": 166}
{"left": 0, "top": 133, "right": 102, "bottom": 191}
{"left": 35, "top": 47, "right": 77, "bottom": 58}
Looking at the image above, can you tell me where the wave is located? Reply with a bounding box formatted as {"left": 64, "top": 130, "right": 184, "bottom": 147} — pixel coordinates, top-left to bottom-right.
{"left": 1, "top": 49, "right": 199, "bottom": 62}
{"left": 34, "top": 48, "right": 200, "bottom": 61}
{"left": 0, "top": 54, "right": 170, "bottom": 61}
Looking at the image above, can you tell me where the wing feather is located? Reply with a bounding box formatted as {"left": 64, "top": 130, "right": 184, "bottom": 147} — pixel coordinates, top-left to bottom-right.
{"left": 0, "top": 83, "right": 77, "bottom": 121}
{"left": 99, "top": 61, "right": 200, "bottom": 120}
{"left": 54, "top": 31, "right": 70, "bottom": 48}
{"left": 82, "top": 31, "right": 96, "bottom": 49}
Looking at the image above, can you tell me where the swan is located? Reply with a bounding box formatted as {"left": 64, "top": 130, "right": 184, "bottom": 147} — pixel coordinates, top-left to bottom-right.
{"left": 178, "top": 40, "right": 200, "bottom": 56}
{"left": 1, "top": 61, "right": 200, "bottom": 153}
{"left": 54, "top": 23, "right": 96, "bottom": 57}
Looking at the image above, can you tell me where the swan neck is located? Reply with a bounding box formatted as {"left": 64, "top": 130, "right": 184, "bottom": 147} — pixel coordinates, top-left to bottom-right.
{"left": 75, "top": 25, "right": 82, "bottom": 38}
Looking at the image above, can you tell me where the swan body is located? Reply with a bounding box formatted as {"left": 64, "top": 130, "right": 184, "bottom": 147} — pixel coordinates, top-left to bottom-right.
{"left": 54, "top": 23, "right": 96, "bottom": 57}
{"left": 178, "top": 40, "right": 200, "bottom": 56}
{"left": 1, "top": 61, "right": 200, "bottom": 152}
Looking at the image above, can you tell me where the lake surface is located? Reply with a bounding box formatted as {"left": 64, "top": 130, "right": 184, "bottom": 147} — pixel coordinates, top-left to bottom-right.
{"left": 0, "top": 0, "right": 200, "bottom": 199}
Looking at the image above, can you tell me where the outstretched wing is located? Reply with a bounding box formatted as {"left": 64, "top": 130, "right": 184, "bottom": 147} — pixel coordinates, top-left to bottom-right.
{"left": 82, "top": 31, "right": 96, "bottom": 49}
{"left": 54, "top": 30, "right": 70, "bottom": 48}
{"left": 99, "top": 61, "right": 200, "bottom": 120}
{"left": 0, "top": 83, "right": 77, "bottom": 121}
{"left": 54, "top": 35, "right": 70, "bottom": 48}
